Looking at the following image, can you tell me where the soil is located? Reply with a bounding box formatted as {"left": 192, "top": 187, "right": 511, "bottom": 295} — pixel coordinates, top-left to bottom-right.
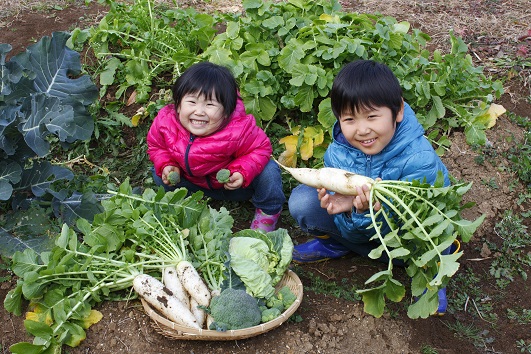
{"left": 1, "top": 1, "right": 530, "bottom": 354}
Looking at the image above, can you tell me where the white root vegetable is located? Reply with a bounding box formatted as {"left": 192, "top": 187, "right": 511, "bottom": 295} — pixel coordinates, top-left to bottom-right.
{"left": 133, "top": 274, "right": 200, "bottom": 329}
{"left": 190, "top": 297, "right": 206, "bottom": 328}
{"left": 162, "top": 266, "right": 189, "bottom": 309}
{"left": 275, "top": 159, "right": 374, "bottom": 195}
{"left": 176, "top": 260, "right": 211, "bottom": 307}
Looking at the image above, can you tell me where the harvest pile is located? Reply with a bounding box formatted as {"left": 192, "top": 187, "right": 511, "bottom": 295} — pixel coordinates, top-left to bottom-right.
{"left": 4, "top": 180, "right": 295, "bottom": 352}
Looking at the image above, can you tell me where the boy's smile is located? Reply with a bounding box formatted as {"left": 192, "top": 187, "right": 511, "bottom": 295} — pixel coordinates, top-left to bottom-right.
{"left": 339, "top": 105, "right": 404, "bottom": 155}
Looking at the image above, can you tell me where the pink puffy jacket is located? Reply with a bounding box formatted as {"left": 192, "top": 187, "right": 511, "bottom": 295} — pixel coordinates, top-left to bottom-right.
{"left": 147, "top": 99, "right": 272, "bottom": 189}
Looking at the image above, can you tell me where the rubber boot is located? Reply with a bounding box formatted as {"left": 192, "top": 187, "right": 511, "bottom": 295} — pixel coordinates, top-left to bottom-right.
{"left": 250, "top": 208, "right": 281, "bottom": 233}
{"left": 292, "top": 236, "right": 351, "bottom": 263}
{"left": 434, "top": 239, "right": 461, "bottom": 316}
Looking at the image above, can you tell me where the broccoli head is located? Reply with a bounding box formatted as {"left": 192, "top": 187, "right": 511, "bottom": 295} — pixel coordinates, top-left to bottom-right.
{"left": 168, "top": 171, "right": 180, "bottom": 185}
{"left": 261, "top": 307, "right": 281, "bottom": 323}
{"left": 208, "top": 288, "right": 261, "bottom": 331}
{"left": 216, "top": 169, "right": 230, "bottom": 184}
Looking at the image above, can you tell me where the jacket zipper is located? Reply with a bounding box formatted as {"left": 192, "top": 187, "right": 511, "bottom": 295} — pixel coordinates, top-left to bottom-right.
{"left": 365, "top": 155, "right": 372, "bottom": 177}
{"left": 184, "top": 135, "right": 195, "bottom": 176}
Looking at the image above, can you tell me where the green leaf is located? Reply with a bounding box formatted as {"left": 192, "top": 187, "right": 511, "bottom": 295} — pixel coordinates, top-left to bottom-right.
{"left": 9, "top": 342, "right": 47, "bottom": 354}
{"left": 385, "top": 278, "right": 405, "bottom": 302}
{"left": 24, "top": 320, "right": 53, "bottom": 338}
{"left": 407, "top": 289, "right": 438, "bottom": 319}
{"left": 456, "top": 214, "right": 486, "bottom": 242}
{"left": 358, "top": 286, "right": 386, "bottom": 318}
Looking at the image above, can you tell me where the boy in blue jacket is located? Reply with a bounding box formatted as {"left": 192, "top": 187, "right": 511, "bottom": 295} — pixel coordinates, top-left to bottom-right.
{"left": 288, "top": 59, "right": 455, "bottom": 315}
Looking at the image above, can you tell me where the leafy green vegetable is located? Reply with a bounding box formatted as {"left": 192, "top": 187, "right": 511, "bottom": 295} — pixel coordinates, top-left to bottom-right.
{"left": 355, "top": 173, "right": 485, "bottom": 319}
{"left": 2, "top": 180, "right": 223, "bottom": 353}
{"left": 216, "top": 169, "right": 230, "bottom": 183}
{"left": 228, "top": 229, "right": 293, "bottom": 299}
{"left": 0, "top": 31, "right": 97, "bottom": 203}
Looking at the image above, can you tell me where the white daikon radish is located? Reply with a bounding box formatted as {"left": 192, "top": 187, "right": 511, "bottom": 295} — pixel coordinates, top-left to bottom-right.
{"left": 176, "top": 261, "right": 211, "bottom": 307}
{"left": 133, "top": 274, "right": 200, "bottom": 329}
{"left": 275, "top": 159, "right": 374, "bottom": 195}
{"left": 162, "top": 266, "right": 189, "bottom": 309}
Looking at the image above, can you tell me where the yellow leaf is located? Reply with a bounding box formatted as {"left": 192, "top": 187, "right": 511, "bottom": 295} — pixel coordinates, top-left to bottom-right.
{"left": 78, "top": 309, "right": 104, "bottom": 329}
{"left": 25, "top": 303, "right": 53, "bottom": 326}
{"left": 486, "top": 103, "right": 506, "bottom": 128}
{"left": 278, "top": 150, "right": 297, "bottom": 167}
{"left": 279, "top": 135, "right": 299, "bottom": 153}
{"left": 303, "top": 126, "right": 324, "bottom": 146}
{"left": 131, "top": 107, "right": 147, "bottom": 127}
{"left": 300, "top": 137, "right": 314, "bottom": 161}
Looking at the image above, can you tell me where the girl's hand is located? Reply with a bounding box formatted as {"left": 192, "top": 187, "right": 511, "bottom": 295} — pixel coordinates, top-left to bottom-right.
{"left": 317, "top": 188, "right": 355, "bottom": 215}
{"left": 162, "top": 165, "right": 180, "bottom": 185}
{"left": 224, "top": 172, "right": 243, "bottom": 190}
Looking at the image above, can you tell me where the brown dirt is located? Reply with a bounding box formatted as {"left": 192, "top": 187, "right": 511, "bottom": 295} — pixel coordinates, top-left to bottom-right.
{"left": 1, "top": 1, "right": 530, "bottom": 354}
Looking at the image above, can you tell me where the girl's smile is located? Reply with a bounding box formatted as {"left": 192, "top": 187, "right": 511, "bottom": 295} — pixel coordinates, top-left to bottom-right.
{"left": 177, "top": 93, "right": 225, "bottom": 136}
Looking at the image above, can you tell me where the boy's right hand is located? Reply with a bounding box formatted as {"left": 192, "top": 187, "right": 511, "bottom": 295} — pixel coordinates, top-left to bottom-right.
{"left": 162, "top": 165, "right": 180, "bottom": 185}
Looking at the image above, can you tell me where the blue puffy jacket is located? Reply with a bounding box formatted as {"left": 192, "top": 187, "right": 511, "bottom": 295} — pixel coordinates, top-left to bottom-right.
{"left": 324, "top": 102, "right": 450, "bottom": 245}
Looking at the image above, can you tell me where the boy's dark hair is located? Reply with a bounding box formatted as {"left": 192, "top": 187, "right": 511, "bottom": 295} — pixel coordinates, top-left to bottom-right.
{"left": 330, "top": 60, "right": 403, "bottom": 121}
{"left": 172, "top": 61, "right": 238, "bottom": 129}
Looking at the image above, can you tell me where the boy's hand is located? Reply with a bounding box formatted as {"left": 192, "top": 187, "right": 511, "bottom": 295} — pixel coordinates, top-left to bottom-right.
{"left": 223, "top": 172, "right": 243, "bottom": 190}
{"left": 317, "top": 188, "right": 355, "bottom": 215}
{"left": 353, "top": 179, "right": 381, "bottom": 213}
{"left": 162, "top": 165, "right": 180, "bottom": 185}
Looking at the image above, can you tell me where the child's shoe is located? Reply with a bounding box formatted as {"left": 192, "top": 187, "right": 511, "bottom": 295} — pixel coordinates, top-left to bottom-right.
{"left": 250, "top": 208, "right": 280, "bottom": 233}
{"left": 432, "top": 239, "right": 461, "bottom": 316}
{"left": 292, "top": 236, "right": 351, "bottom": 263}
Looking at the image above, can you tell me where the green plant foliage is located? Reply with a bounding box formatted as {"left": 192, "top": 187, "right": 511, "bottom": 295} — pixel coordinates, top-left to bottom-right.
{"left": 202, "top": 0, "right": 503, "bottom": 164}
{"left": 89, "top": 0, "right": 219, "bottom": 103}
{"left": 0, "top": 31, "right": 98, "bottom": 202}
{"left": 4, "top": 180, "right": 231, "bottom": 353}
{"left": 488, "top": 211, "right": 531, "bottom": 283}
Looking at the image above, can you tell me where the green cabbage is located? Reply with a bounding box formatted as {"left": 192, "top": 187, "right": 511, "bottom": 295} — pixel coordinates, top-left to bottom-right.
{"left": 228, "top": 229, "right": 293, "bottom": 299}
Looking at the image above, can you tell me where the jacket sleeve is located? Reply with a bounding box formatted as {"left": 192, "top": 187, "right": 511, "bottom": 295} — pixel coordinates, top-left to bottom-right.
{"left": 146, "top": 106, "right": 178, "bottom": 177}
{"left": 226, "top": 115, "right": 272, "bottom": 188}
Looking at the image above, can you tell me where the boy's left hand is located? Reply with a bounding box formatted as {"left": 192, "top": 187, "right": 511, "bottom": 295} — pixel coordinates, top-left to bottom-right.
{"left": 223, "top": 172, "right": 243, "bottom": 190}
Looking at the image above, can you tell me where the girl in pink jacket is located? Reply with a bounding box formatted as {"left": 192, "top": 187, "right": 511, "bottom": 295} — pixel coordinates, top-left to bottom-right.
{"left": 147, "top": 62, "right": 285, "bottom": 232}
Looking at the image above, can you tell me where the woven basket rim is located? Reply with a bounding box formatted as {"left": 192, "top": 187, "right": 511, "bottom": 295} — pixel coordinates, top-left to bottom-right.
{"left": 141, "top": 269, "right": 303, "bottom": 340}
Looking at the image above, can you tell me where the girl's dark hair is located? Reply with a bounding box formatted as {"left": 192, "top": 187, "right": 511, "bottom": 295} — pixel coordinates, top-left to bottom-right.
{"left": 172, "top": 62, "right": 238, "bottom": 129}
{"left": 330, "top": 60, "right": 403, "bottom": 121}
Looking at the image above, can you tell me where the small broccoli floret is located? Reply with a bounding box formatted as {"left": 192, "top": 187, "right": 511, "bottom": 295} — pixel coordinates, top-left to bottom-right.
{"left": 168, "top": 171, "right": 180, "bottom": 185}
{"left": 216, "top": 169, "right": 230, "bottom": 183}
{"left": 261, "top": 307, "right": 281, "bottom": 323}
{"left": 265, "top": 297, "right": 284, "bottom": 312}
{"left": 208, "top": 288, "right": 261, "bottom": 331}
{"left": 277, "top": 286, "right": 297, "bottom": 310}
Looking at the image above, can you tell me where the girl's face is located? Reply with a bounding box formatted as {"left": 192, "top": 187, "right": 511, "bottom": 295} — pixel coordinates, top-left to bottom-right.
{"left": 177, "top": 92, "right": 225, "bottom": 136}
{"left": 339, "top": 105, "right": 403, "bottom": 155}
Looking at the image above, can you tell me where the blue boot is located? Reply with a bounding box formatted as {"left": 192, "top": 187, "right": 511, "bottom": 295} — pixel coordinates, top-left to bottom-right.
{"left": 433, "top": 240, "right": 461, "bottom": 316}
{"left": 292, "top": 236, "right": 351, "bottom": 263}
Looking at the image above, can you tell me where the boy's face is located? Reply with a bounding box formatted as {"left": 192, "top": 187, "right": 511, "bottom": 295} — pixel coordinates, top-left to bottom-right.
{"left": 339, "top": 105, "right": 404, "bottom": 155}
{"left": 177, "top": 92, "right": 225, "bottom": 136}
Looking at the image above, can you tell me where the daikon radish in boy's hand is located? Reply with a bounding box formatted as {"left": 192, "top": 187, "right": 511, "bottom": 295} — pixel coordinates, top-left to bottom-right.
{"left": 274, "top": 159, "right": 374, "bottom": 195}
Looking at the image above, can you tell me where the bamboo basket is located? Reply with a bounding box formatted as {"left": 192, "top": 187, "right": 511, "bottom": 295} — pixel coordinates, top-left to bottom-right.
{"left": 140, "top": 269, "right": 303, "bottom": 341}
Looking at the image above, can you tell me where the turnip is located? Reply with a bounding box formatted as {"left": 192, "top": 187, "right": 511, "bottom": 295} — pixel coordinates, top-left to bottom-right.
{"left": 133, "top": 274, "right": 200, "bottom": 329}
